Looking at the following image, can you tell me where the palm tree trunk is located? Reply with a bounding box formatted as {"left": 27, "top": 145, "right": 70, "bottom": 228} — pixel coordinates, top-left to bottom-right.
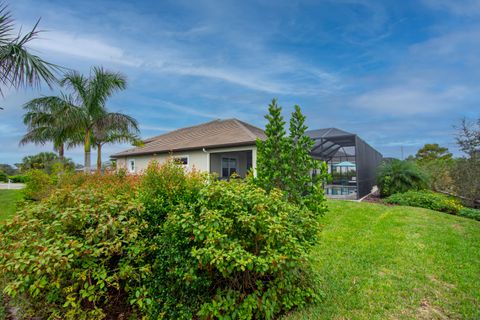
{"left": 84, "top": 129, "right": 91, "bottom": 173}
{"left": 96, "top": 143, "right": 102, "bottom": 174}
{"left": 58, "top": 143, "right": 64, "bottom": 161}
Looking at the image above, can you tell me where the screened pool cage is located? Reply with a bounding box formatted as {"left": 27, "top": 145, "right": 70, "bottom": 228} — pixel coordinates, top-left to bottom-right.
{"left": 306, "top": 128, "right": 383, "bottom": 200}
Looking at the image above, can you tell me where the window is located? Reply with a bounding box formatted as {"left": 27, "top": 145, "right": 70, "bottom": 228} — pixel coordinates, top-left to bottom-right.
{"left": 246, "top": 150, "right": 253, "bottom": 171}
{"left": 128, "top": 159, "right": 135, "bottom": 173}
{"left": 222, "top": 157, "right": 237, "bottom": 178}
{"left": 173, "top": 156, "right": 189, "bottom": 167}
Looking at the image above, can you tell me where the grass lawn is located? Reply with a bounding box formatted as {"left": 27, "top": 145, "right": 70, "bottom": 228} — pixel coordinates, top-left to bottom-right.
{"left": 0, "top": 189, "right": 23, "bottom": 222}
{"left": 285, "top": 201, "right": 480, "bottom": 320}
{"left": 0, "top": 189, "right": 23, "bottom": 319}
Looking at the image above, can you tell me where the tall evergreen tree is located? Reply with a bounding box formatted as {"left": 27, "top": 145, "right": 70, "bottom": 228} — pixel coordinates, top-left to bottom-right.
{"left": 256, "top": 99, "right": 288, "bottom": 191}
{"left": 287, "top": 105, "right": 316, "bottom": 202}
{"left": 256, "top": 100, "right": 328, "bottom": 212}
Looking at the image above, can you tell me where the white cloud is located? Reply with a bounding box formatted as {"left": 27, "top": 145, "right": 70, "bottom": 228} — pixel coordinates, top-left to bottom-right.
{"left": 143, "top": 99, "right": 220, "bottom": 119}
{"left": 409, "top": 27, "right": 480, "bottom": 62}
{"left": 139, "top": 125, "right": 176, "bottom": 132}
{"left": 28, "top": 30, "right": 141, "bottom": 67}
{"left": 422, "top": 0, "right": 480, "bottom": 16}
{"left": 352, "top": 85, "right": 472, "bottom": 115}
{"left": 20, "top": 9, "right": 341, "bottom": 96}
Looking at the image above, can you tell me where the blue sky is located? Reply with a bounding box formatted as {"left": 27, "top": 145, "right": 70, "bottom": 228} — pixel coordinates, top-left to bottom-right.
{"left": 1, "top": 0, "right": 480, "bottom": 165}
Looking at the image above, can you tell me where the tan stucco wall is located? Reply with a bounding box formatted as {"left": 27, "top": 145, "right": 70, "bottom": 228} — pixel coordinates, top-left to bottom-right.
{"left": 116, "top": 150, "right": 208, "bottom": 173}
{"left": 114, "top": 145, "right": 257, "bottom": 175}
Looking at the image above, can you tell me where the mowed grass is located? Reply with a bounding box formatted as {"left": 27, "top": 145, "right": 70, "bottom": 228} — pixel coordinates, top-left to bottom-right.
{"left": 0, "top": 189, "right": 23, "bottom": 222}
{"left": 285, "top": 201, "right": 480, "bottom": 320}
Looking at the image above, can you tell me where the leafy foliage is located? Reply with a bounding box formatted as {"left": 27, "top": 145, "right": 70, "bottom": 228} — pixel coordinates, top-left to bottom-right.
{"left": 23, "top": 169, "right": 54, "bottom": 201}
{"left": 142, "top": 162, "right": 322, "bottom": 319}
{"left": 256, "top": 99, "right": 328, "bottom": 213}
{"left": 377, "top": 159, "right": 429, "bottom": 197}
{"left": 0, "top": 170, "right": 6, "bottom": 182}
{"left": 0, "top": 3, "right": 59, "bottom": 96}
{"left": 458, "top": 207, "right": 480, "bottom": 221}
{"left": 384, "top": 190, "right": 463, "bottom": 215}
{"left": 452, "top": 157, "right": 480, "bottom": 207}
{"left": 7, "top": 174, "right": 27, "bottom": 183}
{"left": 21, "top": 67, "right": 138, "bottom": 173}
{"left": 16, "top": 152, "right": 75, "bottom": 174}
{"left": 0, "top": 173, "right": 145, "bottom": 319}
{"left": 0, "top": 160, "right": 323, "bottom": 319}
{"left": 413, "top": 144, "right": 454, "bottom": 192}
{"left": 60, "top": 67, "right": 135, "bottom": 172}
{"left": 415, "top": 143, "right": 452, "bottom": 163}
{"left": 416, "top": 158, "right": 454, "bottom": 192}
{"left": 21, "top": 95, "right": 80, "bottom": 159}
{"left": 256, "top": 99, "right": 288, "bottom": 191}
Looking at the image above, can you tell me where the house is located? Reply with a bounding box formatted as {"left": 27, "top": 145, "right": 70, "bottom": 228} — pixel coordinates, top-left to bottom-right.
{"left": 111, "top": 119, "right": 265, "bottom": 179}
{"left": 112, "top": 119, "right": 382, "bottom": 199}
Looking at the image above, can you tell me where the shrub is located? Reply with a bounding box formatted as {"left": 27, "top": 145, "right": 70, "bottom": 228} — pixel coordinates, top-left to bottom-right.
{"left": 377, "top": 160, "right": 429, "bottom": 197}
{"left": 0, "top": 174, "right": 146, "bottom": 319}
{"left": 146, "top": 174, "right": 322, "bottom": 319}
{"left": 23, "top": 169, "right": 54, "bottom": 201}
{"left": 0, "top": 161, "right": 324, "bottom": 319}
{"left": 0, "top": 170, "right": 7, "bottom": 182}
{"left": 418, "top": 159, "right": 455, "bottom": 192}
{"left": 384, "top": 190, "right": 463, "bottom": 215}
{"left": 458, "top": 207, "right": 480, "bottom": 221}
{"left": 7, "top": 174, "right": 28, "bottom": 183}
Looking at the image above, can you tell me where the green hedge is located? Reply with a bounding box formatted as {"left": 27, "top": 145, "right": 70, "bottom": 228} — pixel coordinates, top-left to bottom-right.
{"left": 0, "top": 170, "right": 7, "bottom": 182}
{"left": 7, "top": 174, "right": 27, "bottom": 183}
{"left": 458, "top": 207, "right": 480, "bottom": 221}
{"left": 384, "top": 190, "right": 463, "bottom": 215}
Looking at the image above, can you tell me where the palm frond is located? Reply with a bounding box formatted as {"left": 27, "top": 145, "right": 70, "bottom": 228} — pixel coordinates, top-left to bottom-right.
{"left": 60, "top": 71, "right": 89, "bottom": 106}
{"left": 91, "top": 112, "right": 140, "bottom": 146}
{"left": 21, "top": 93, "right": 84, "bottom": 150}
{"left": 0, "top": 18, "right": 61, "bottom": 94}
{"left": 87, "top": 67, "right": 126, "bottom": 116}
{"left": 0, "top": 3, "right": 14, "bottom": 44}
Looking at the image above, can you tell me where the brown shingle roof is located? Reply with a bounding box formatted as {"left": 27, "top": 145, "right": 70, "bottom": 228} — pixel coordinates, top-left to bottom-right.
{"left": 111, "top": 119, "right": 266, "bottom": 157}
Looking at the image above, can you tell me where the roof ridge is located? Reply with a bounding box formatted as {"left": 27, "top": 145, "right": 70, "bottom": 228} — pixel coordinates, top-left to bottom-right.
{"left": 232, "top": 119, "right": 259, "bottom": 140}
{"left": 143, "top": 118, "right": 222, "bottom": 142}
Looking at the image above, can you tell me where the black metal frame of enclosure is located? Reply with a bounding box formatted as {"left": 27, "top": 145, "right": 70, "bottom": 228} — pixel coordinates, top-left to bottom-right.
{"left": 306, "top": 128, "right": 383, "bottom": 199}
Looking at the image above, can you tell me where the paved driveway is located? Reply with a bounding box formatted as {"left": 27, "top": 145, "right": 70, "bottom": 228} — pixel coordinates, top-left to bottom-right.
{"left": 0, "top": 183, "right": 25, "bottom": 190}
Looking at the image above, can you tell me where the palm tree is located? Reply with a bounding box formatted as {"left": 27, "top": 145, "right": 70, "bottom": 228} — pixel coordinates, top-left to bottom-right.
{"left": 0, "top": 4, "right": 59, "bottom": 96}
{"left": 60, "top": 67, "right": 129, "bottom": 172}
{"left": 21, "top": 67, "right": 134, "bottom": 172}
{"left": 91, "top": 113, "right": 139, "bottom": 172}
{"left": 20, "top": 95, "right": 79, "bottom": 160}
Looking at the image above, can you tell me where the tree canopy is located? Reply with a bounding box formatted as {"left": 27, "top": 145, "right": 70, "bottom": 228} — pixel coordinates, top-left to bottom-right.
{"left": 415, "top": 143, "right": 452, "bottom": 163}
{"left": 256, "top": 99, "right": 328, "bottom": 212}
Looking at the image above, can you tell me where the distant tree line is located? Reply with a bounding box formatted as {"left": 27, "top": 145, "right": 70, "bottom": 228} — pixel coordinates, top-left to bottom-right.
{"left": 378, "top": 116, "right": 480, "bottom": 208}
